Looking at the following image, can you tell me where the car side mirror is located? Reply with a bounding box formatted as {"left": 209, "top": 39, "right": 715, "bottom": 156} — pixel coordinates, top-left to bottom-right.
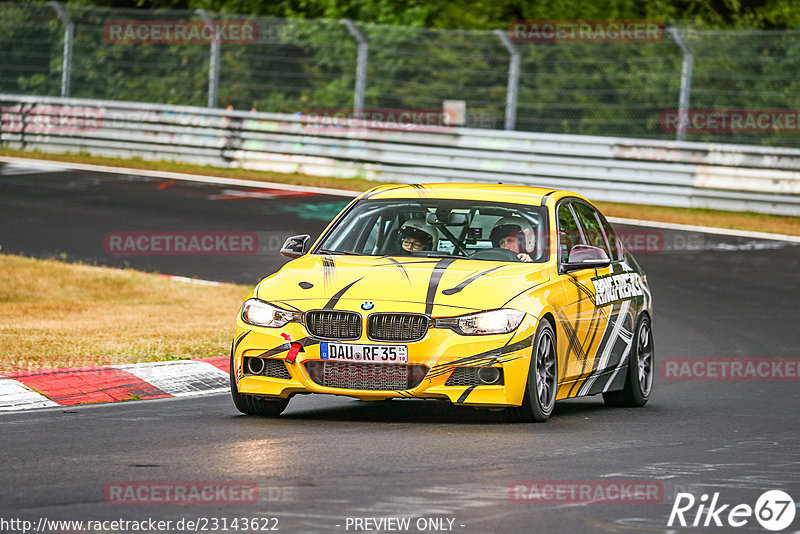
{"left": 562, "top": 244, "right": 610, "bottom": 272}
{"left": 280, "top": 234, "right": 311, "bottom": 259}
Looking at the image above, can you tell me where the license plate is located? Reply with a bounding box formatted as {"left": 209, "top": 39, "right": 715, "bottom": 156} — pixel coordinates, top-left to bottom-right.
{"left": 320, "top": 342, "right": 408, "bottom": 364}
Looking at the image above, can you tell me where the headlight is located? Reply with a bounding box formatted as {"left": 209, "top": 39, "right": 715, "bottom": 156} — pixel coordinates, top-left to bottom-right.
{"left": 241, "top": 299, "right": 302, "bottom": 328}
{"left": 435, "top": 309, "right": 525, "bottom": 335}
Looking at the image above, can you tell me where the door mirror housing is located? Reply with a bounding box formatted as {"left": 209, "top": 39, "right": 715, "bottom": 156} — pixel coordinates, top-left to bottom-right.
{"left": 280, "top": 234, "right": 311, "bottom": 259}
{"left": 562, "top": 244, "right": 610, "bottom": 272}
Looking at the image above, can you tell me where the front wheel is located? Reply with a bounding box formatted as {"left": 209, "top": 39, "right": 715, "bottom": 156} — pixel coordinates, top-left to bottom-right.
{"left": 507, "top": 320, "right": 557, "bottom": 422}
{"left": 603, "top": 315, "right": 654, "bottom": 407}
{"left": 230, "top": 349, "right": 290, "bottom": 416}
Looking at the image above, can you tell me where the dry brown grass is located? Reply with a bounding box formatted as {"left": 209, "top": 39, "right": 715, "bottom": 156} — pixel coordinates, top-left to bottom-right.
{"left": 0, "top": 254, "right": 250, "bottom": 371}
{"left": 2, "top": 147, "right": 799, "bottom": 236}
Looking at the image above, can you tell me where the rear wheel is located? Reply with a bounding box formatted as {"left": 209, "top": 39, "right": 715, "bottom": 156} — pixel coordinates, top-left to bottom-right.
{"left": 507, "top": 320, "right": 557, "bottom": 422}
{"left": 230, "top": 348, "right": 290, "bottom": 416}
{"left": 603, "top": 315, "right": 653, "bottom": 407}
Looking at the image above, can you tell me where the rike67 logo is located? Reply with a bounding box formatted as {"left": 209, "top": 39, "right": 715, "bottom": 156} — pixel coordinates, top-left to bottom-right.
{"left": 669, "top": 490, "right": 796, "bottom": 531}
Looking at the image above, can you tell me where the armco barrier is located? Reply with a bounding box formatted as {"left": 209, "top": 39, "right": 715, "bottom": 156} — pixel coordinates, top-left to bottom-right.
{"left": 2, "top": 94, "right": 800, "bottom": 216}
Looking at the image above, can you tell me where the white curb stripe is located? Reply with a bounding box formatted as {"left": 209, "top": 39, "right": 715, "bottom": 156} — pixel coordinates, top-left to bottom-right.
{"left": 0, "top": 161, "right": 69, "bottom": 175}
{"left": 0, "top": 156, "right": 359, "bottom": 197}
{"left": 3, "top": 156, "right": 797, "bottom": 242}
{"left": 115, "top": 360, "right": 230, "bottom": 397}
{"left": 0, "top": 377, "right": 60, "bottom": 411}
{"left": 607, "top": 216, "right": 800, "bottom": 243}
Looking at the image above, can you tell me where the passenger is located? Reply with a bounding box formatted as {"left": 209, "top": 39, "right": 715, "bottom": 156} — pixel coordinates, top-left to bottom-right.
{"left": 398, "top": 220, "right": 439, "bottom": 252}
{"left": 490, "top": 217, "right": 536, "bottom": 262}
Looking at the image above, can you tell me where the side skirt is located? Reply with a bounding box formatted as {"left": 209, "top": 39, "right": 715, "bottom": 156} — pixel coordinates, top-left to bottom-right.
{"left": 557, "top": 366, "right": 628, "bottom": 399}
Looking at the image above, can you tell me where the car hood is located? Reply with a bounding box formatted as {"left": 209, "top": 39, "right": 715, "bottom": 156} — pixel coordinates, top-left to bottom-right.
{"left": 255, "top": 254, "right": 551, "bottom": 315}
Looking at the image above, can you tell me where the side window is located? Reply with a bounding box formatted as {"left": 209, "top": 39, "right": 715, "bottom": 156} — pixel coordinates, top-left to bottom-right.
{"left": 362, "top": 212, "right": 397, "bottom": 254}
{"left": 599, "top": 216, "right": 622, "bottom": 260}
{"left": 572, "top": 202, "right": 610, "bottom": 256}
{"left": 361, "top": 217, "right": 381, "bottom": 253}
{"left": 557, "top": 203, "right": 583, "bottom": 263}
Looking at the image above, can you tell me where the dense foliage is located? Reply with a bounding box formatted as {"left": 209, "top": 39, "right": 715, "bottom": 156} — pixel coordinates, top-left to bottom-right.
{"left": 25, "top": 0, "right": 800, "bottom": 30}
{"left": 2, "top": 0, "right": 799, "bottom": 146}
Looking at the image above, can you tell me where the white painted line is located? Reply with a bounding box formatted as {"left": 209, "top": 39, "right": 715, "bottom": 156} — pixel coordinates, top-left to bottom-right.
{"left": 3, "top": 155, "right": 797, "bottom": 242}
{"left": 0, "top": 161, "right": 69, "bottom": 175}
{"left": 607, "top": 217, "right": 800, "bottom": 243}
{"left": 0, "top": 156, "right": 359, "bottom": 198}
{"left": 115, "top": 360, "right": 229, "bottom": 397}
{"left": 0, "top": 377, "right": 60, "bottom": 411}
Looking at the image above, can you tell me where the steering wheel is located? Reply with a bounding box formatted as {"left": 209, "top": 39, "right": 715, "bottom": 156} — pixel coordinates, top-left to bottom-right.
{"left": 469, "top": 248, "right": 521, "bottom": 261}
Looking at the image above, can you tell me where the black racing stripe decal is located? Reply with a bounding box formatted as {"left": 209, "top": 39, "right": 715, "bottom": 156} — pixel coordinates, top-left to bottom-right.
{"left": 233, "top": 330, "right": 251, "bottom": 352}
{"left": 588, "top": 305, "right": 622, "bottom": 374}
{"left": 427, "top": 334, "right": 534, "bottom": 380}
{"left": 260, "top": 343, "right": 292, "bottom": 357}
{"left": 566, "top": 274, "right": 596, "bottom": 301}
{"left": 323, "top": 278, "right": 363, "bottom": 309}
{"left": 367, "top": 299, "right": 480, "bottom": 312}
{"left": 500, "top": 283, "right": 542, "bottom": 309}
{"left": 322, "top": 256, "right": 336, "bottom": 288}
{"left": 441, "top": 266, "right": 505, "bottom": 296}
{"left": 457, "top": 385, "right": 477, "bottom": 404}
{"left": 375, "top": 259, "right": 441, "bottom": 266}
{"left": 274, "top": 300, "right": 302, "bottom": 312}
{"left": 377, "top": 257, "right": 411, "bottom": 283}
{"left": 554, "top": 307, "right": 591, "bottom": 392}
{"left": 258, "top": 337, "right": 320, "bottom": 357}
{"left": 409, "top": 183, "right": 428, "bottom": 198}
{"left": 424, "top": 258, "right": 457, "bottom": 315}
{"left": 565, "top": 295, "right": 604, "bottom": 396}
{"left": 362, "top": 184, "right": 407, "bottom": 200}
{"left": 567, "top": 304, "right": 618, "bottom": 397}
{"left": 540, "top": 191, "right": 556, "bottom": 206}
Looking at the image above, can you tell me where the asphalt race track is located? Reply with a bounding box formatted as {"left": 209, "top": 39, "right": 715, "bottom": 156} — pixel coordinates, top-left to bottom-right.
{"left": 1, "top": 161, "right": 799, "bottom": 533}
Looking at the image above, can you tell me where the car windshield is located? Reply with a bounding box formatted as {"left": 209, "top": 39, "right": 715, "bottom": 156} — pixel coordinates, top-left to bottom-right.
{"left": 314, "top": 198, "right": 550, "bottom": 262}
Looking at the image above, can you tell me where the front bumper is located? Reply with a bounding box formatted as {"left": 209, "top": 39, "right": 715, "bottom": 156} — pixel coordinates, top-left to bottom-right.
{"left": 232, "top": 320, "right": 535, "bottom": 407}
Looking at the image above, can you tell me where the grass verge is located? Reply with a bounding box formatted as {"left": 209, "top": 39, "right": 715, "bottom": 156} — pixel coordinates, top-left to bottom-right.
{"left": 0, "top": 253, "right": 249, "bottom": 372}
{"left": 1, "top": 147, "right": 799, "bottom": 236}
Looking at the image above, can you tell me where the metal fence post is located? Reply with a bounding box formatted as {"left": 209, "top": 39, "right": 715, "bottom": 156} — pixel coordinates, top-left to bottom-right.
{"left": 49, "top": 2, "right": 73, "bottom": 98}
{"left": 342, "top": 19, "right": 367, "bottom": 118}
{"left": 494, "top": 29, "right": 519, "bottom": 131}
{"left": 668, "top": 27, "right": 693, "bottom": 142}
{"left": 197, "top": 9, "right": 220, "bottom": 108}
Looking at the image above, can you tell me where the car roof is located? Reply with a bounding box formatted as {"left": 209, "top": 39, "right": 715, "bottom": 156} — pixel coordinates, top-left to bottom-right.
{"left": 360, "top": 183, "right": 588, "bottom": 206}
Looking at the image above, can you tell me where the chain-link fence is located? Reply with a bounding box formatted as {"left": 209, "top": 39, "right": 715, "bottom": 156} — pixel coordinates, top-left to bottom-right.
{"left": 2, "top": 3, "right": 800, "bottom": 147}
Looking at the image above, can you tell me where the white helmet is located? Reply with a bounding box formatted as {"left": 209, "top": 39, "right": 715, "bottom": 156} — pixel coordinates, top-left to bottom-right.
{"left": 490, "top": 216, "right": 536, "bottom": 252}
{"left": 399, "top": 219, "right": 439, "bottom": 250}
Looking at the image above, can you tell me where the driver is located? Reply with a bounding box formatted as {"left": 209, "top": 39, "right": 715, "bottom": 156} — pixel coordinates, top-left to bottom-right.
{"left": 398, "top": 220, "right": 439, "bottom": 252}
{"left": 490, "top": 217, "right": 536, "bottom": 262}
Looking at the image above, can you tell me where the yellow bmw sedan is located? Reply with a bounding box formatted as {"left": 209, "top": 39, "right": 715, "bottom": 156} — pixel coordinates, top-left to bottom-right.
{"left": 230, "top": 183, "right": 654, "bottom": 422}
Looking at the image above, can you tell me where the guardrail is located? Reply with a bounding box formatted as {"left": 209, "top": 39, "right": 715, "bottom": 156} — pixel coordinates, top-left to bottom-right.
{"left": 2, "top": 94, "right": 800, "bottom": 216}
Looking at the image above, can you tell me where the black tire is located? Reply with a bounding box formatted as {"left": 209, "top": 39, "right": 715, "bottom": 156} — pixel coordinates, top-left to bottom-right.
{"left": 603, "top": 315, "right": 654, "bottom": 407}
{"left": 230, "top": 348, "right": 290, "bottom": 416}
{"left": 507, "top": 320, "right": 557, "bottom": 423}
